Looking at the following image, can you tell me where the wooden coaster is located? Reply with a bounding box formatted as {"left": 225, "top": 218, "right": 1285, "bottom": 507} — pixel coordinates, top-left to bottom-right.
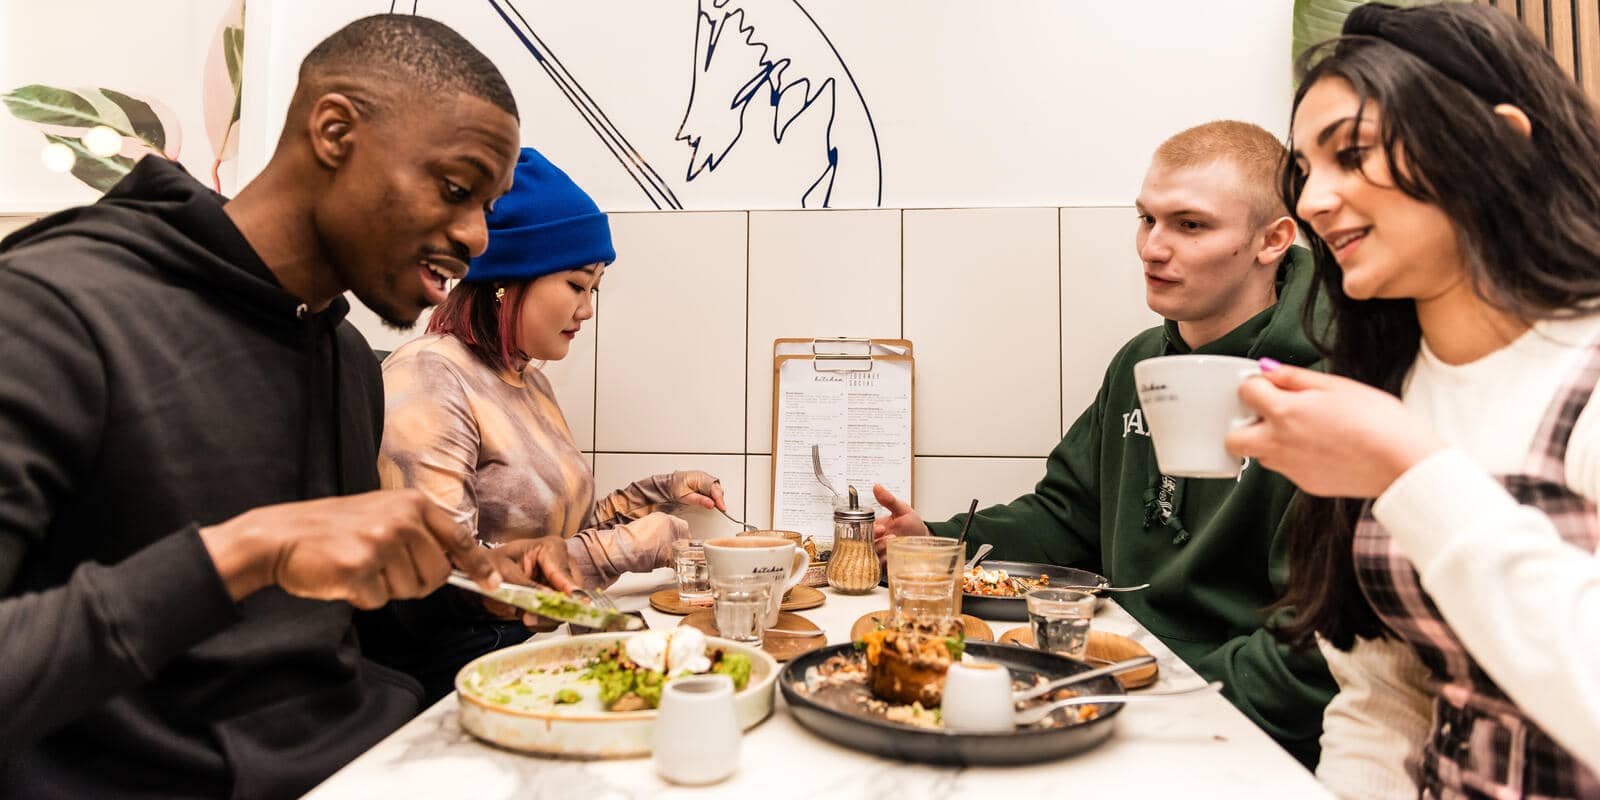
{"left": 997, "top": 628, "right": 1159, "bottom": 689}
{"left": 679, "top": 611, "right": 826, "bottom": 662}
{"left": 848, "top": 610, "right": 994, "bottom": 643}
{"left": 650, "top": 584, "right": 826, "bottom": 616}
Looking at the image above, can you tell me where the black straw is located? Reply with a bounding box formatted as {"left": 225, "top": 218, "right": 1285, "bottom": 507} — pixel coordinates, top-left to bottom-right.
{"left": 955, "top": 498, "right": 979, "bottom": 555}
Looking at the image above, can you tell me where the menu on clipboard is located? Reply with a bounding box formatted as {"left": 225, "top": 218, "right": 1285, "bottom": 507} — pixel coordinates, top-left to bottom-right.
{"left": 770, "top": 338, "right": 914, "bottom": 549}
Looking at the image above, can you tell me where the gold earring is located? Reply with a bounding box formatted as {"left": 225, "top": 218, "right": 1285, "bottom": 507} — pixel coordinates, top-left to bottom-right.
{"left": 494, "top": 287, "right": 506, "bottom": 304}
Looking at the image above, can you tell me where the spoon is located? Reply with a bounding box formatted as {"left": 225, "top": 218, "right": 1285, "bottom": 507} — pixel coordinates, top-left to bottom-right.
{"left": 1012, "top": 681, "right": 1223, "bottom": 726}
{"left": 718, "top": 508, "right": 758, "bottom": 532}
{"left": 811, "top": 444, "right": 839, "bottom": 500}
{"left": 1010, "top": 655, "right": 1157, "bottom": 703}
{"left": 1067, "top": 583, "right": 1152, "bottom": 594}
{"left": 765, "top": 627, "right": 825, "bottom": 637}
{"left": 963, "top": 542, "right": 994, "bottom": 571}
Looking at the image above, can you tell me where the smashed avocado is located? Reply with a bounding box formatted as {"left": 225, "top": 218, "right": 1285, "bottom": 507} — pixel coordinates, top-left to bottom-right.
{"left": 712, "top": 652, "right": 752, "bottom": 690}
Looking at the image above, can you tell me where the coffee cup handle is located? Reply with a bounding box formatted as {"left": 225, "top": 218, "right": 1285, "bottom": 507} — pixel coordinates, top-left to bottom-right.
{"left": 1233, "top": 366, "right": 1264, "bottom": 429}
{"left": 784, "top": 548, "right": 811, "bottom": 594}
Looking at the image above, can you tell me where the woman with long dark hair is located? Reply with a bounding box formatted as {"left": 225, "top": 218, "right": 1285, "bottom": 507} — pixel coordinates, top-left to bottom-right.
{"left": 1225, "top": 3, "right": 1600, "bottom": 797}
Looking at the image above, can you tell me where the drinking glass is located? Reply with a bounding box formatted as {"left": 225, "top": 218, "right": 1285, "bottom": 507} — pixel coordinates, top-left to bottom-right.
{"left": 1025, "top": 588, "right": 1096, "bottom": 660}
{"left": 886, "top": 536, "right": 963, "bottom": 624}
{"left": 672, "top": 540, "right": 711, "bottom": 604}
{"left": 711, "top": 573, "right": 773, "bottom": 644}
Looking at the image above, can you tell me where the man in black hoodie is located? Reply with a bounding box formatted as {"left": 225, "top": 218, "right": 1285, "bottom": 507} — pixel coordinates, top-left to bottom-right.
{"left": 0, "top": 16, "right": 525, "bottom": 800}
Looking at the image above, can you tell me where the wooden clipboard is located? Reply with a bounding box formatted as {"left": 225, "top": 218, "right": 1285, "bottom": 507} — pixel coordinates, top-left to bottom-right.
{"left": 769, "top": 338, "right": 915, "bottom": 546}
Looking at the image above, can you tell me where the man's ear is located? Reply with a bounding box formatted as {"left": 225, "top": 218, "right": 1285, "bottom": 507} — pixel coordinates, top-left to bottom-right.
{"left": 1256, "top": 215, "right": 1297, "bottom": 267}
{"left": 305, "top": 93, "right": 360, "bottom": 171}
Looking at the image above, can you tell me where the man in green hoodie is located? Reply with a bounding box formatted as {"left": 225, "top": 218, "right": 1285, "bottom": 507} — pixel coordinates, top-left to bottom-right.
{"left": 873, "top": 120, "right": 1336, "bottom": 768}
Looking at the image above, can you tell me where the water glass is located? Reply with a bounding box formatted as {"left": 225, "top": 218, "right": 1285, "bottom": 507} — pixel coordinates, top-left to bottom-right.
{"left": 672, "top": 540, "right": 711, "bottom": 604}
{"left": 711, "top": 573, "right": 773, "bottom": 644}
{"left": 886, "top": 536, "right": 963, "bottom": 624}
{"left": 1026, "top": 588, "right": 1095, "bottom": 660}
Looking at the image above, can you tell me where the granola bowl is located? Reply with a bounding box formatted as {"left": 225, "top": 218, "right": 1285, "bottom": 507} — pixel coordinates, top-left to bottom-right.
{"left": 780, "top": 641, "right": 1123, "bottom": 765}
{"left": 455, "top": 632, "right": 778, "bottom": 758}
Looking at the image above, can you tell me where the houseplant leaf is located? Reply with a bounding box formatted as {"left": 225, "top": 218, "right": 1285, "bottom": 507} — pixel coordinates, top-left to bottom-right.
{"left": 2, "top": 85, "right": 101, "bottom": 130}
{"left": 204, "top": 0, "right": 246, "bottom": 188}
{"left": 44, "top": 133, "right": 136, "bottom": 193}
{"left": 1292, "top": 0, "right": 1471, "bottom": 74}
{"left": 102, "top": 88, "right": 167, "bottom": 154}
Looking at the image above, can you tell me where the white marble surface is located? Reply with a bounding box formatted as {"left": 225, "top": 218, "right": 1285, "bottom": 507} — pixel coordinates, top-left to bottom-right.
{"left": 303, "top": 570, "right": 1332, "bottom": 800}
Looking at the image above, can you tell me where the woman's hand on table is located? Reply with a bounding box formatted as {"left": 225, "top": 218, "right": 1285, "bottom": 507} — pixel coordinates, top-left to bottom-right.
{"left": 668, "top": 470, "right": 727, "bottom": 512}
{"left": 1225, "top": 360, "right": 1445, "bottom": 498}
{"left": 872, "top": 484, "right": 930, "bottom": 559}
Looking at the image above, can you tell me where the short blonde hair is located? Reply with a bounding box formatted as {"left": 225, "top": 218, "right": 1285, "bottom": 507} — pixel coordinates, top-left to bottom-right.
{"left": 1153, "top": 120, "right": 1288, "bottom": 226}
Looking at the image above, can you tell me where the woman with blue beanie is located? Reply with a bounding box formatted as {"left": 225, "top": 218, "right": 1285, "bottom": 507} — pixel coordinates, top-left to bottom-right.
{"left": 376, "top": 148, "right": 726, "bottom": 697}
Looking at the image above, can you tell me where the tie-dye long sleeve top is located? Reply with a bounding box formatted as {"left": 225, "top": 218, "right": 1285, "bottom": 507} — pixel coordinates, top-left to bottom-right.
{"left": 378, "top": 334, "right": 694, "bottom": 587}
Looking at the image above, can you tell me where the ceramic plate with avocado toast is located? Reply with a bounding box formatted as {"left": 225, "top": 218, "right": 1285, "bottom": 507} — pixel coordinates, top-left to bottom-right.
{"left": 455, "top": 631, "right": 778, "bottom": 758}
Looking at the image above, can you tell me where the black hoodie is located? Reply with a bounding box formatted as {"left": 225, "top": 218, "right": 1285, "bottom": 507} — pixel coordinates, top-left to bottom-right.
{"left": 0, "top": 157, "right": 422, "bottom": 799}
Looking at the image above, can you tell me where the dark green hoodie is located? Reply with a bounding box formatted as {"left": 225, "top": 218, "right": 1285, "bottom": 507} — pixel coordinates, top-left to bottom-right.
{"left": 929, "top": 246, "right": 1335, "bottom": 767}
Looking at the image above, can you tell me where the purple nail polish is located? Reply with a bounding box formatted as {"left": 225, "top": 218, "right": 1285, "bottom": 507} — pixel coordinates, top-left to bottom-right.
{"left": 1259, "top": 357, "right": 1281, "bottom": 372}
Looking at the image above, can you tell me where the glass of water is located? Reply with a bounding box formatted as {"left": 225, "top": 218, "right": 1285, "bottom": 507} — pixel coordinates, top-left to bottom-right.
{"left": 672, "top": 540, "right": 711, "bottom": 605}
{"left": 1025, "top": 588, "right": 1095, "bottom": 661}
{"left": 886, "top": 536, "right": 963, "bottom": 625}
{"left": 711, "top": 573, "right": 773, "bottom": 644}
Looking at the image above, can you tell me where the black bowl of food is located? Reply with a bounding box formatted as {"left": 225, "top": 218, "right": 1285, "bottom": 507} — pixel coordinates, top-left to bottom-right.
{"left": 960, "top": 560, "right": 1109, "bottom": 621}
{"left": 780, "top": 635, "right": 1123, "bottom": 766}
{"left": 878, "top": 560, "right": 1109, "bottom": 621}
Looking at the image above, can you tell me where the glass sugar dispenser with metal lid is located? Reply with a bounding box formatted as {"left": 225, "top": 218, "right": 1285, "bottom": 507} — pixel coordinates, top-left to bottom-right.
{"left": 826, "top": 485, "right": 880, "bottom": 594}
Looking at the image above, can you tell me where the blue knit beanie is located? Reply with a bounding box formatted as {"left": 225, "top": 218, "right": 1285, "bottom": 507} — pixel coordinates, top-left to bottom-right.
{"left": 465, "top": 147, "right": 615, "bottom": 283}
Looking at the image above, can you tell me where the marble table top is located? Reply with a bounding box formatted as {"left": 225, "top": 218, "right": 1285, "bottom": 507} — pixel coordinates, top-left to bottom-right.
{"left": 302, "top": 569, "right": 1332, "bottom": 800}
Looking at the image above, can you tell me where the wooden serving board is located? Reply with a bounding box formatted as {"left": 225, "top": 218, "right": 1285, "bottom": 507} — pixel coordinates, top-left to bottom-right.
{"left": 650, "top": 584, "right": 825, "bottom": 616}
{"left": 998, "top": 627, "right": 1159, "bottom": 689}
{"left": 848, "top": 610, "right": 994, "bottom": 643}
{"left": 679, "top": 611, "right": 826, "bottom": 662}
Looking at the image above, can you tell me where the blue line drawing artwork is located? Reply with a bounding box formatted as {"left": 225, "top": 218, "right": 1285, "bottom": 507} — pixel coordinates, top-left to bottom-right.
{"left": 393, "top": 0, "right": 881, "bottom": 209}
{"left": 677, "top": 0, "right": 882, "bottom": 208}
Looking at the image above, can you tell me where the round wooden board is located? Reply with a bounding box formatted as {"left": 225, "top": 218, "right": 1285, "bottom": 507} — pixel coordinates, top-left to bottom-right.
{"left": 650, "top": 584, "right": 826, "bottom": 616}
{"left": 997, "top": 628, "right": 1159, "bottom": 689}
{"left": 679, "top": 611, "right": 826, "bottom": 662}
{"left": 848, "top": 610, "right": 994, "bottom": 643}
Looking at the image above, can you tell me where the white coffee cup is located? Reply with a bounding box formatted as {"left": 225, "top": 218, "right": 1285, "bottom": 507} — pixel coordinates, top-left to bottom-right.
{"left": 702, "top": 536, "right": 810, "bottom": 629}
{"left": 941, "top": 661, "right": 1015, "bottom": 732}
{"left": 653, "top": 674, "right": 739, "bottom": 785}
{"left": 1132, "top": 354, "right": 1261, "bottom": 478}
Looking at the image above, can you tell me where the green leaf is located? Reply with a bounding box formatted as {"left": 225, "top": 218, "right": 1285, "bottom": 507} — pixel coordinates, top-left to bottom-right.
{"left": 225, "top": 26, "right": 244, "bottom": 92}
{"left": 101, "top": 88, "right": 166, "bottom": 153}
{"left": 1292, "top": 0, "right": 1472, "bottom": 77}
{"left": 2, "top": 84, "right": 100, "bottom": 129}
{"left": 44, "top": 133, "right": 135, "bottom": 193}
{"left": 74, "top": 88, "right": 135, "bottom": 139}
{"left": 225, "top": 25, "right": 244, "bottom": 124}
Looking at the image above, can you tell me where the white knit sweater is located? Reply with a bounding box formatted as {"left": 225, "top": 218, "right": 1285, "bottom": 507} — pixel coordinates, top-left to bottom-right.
{"left": 1316, "top": 314, "right": 1600, "bottom": 799}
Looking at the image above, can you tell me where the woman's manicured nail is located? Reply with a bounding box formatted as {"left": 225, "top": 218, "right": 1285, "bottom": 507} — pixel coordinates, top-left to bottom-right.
{"left": 1259, "top": 357, "right": 1281, "bottom": 372}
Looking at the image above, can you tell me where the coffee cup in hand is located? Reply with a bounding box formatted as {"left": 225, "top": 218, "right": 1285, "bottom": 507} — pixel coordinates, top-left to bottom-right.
{"left": 1132, "top": 354, "right": 1261, "bottom": 478}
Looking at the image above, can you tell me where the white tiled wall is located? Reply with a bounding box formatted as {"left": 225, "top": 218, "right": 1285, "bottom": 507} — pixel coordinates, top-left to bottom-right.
{"left": 562, "top": 206, "right": 1152, "bottom": 532}
{"left": 2, "top": 208, "right": 1157, "bottom": 533}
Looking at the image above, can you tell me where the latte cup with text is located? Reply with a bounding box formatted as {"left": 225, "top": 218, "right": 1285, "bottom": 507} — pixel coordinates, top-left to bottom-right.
{"left": 1132, "top": 354, "right": 1261, "bottom": 478}
{"left": 702, "top": 536, "right": 810, "bottom": 629}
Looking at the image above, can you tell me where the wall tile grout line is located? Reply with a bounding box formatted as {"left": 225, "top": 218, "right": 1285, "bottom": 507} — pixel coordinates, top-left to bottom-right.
{"left": 1057, "top": 207, "right": 1065, "bottom": 440}
{"left": 743, "top": 211, "right": 751, "bottom": 523}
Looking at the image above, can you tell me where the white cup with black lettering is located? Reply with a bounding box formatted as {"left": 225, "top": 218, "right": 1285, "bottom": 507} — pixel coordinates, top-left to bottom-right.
{"left": 1132, "top": 354, "right": 1262, "bottom": 478}
{"left": 702, "top": 536, "right": 810, "bottom": 629}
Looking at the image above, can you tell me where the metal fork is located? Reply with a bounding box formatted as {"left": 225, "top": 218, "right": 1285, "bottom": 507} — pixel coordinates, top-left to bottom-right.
{"left": 573, "top": 587, "right": 647, "bottom": 633}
